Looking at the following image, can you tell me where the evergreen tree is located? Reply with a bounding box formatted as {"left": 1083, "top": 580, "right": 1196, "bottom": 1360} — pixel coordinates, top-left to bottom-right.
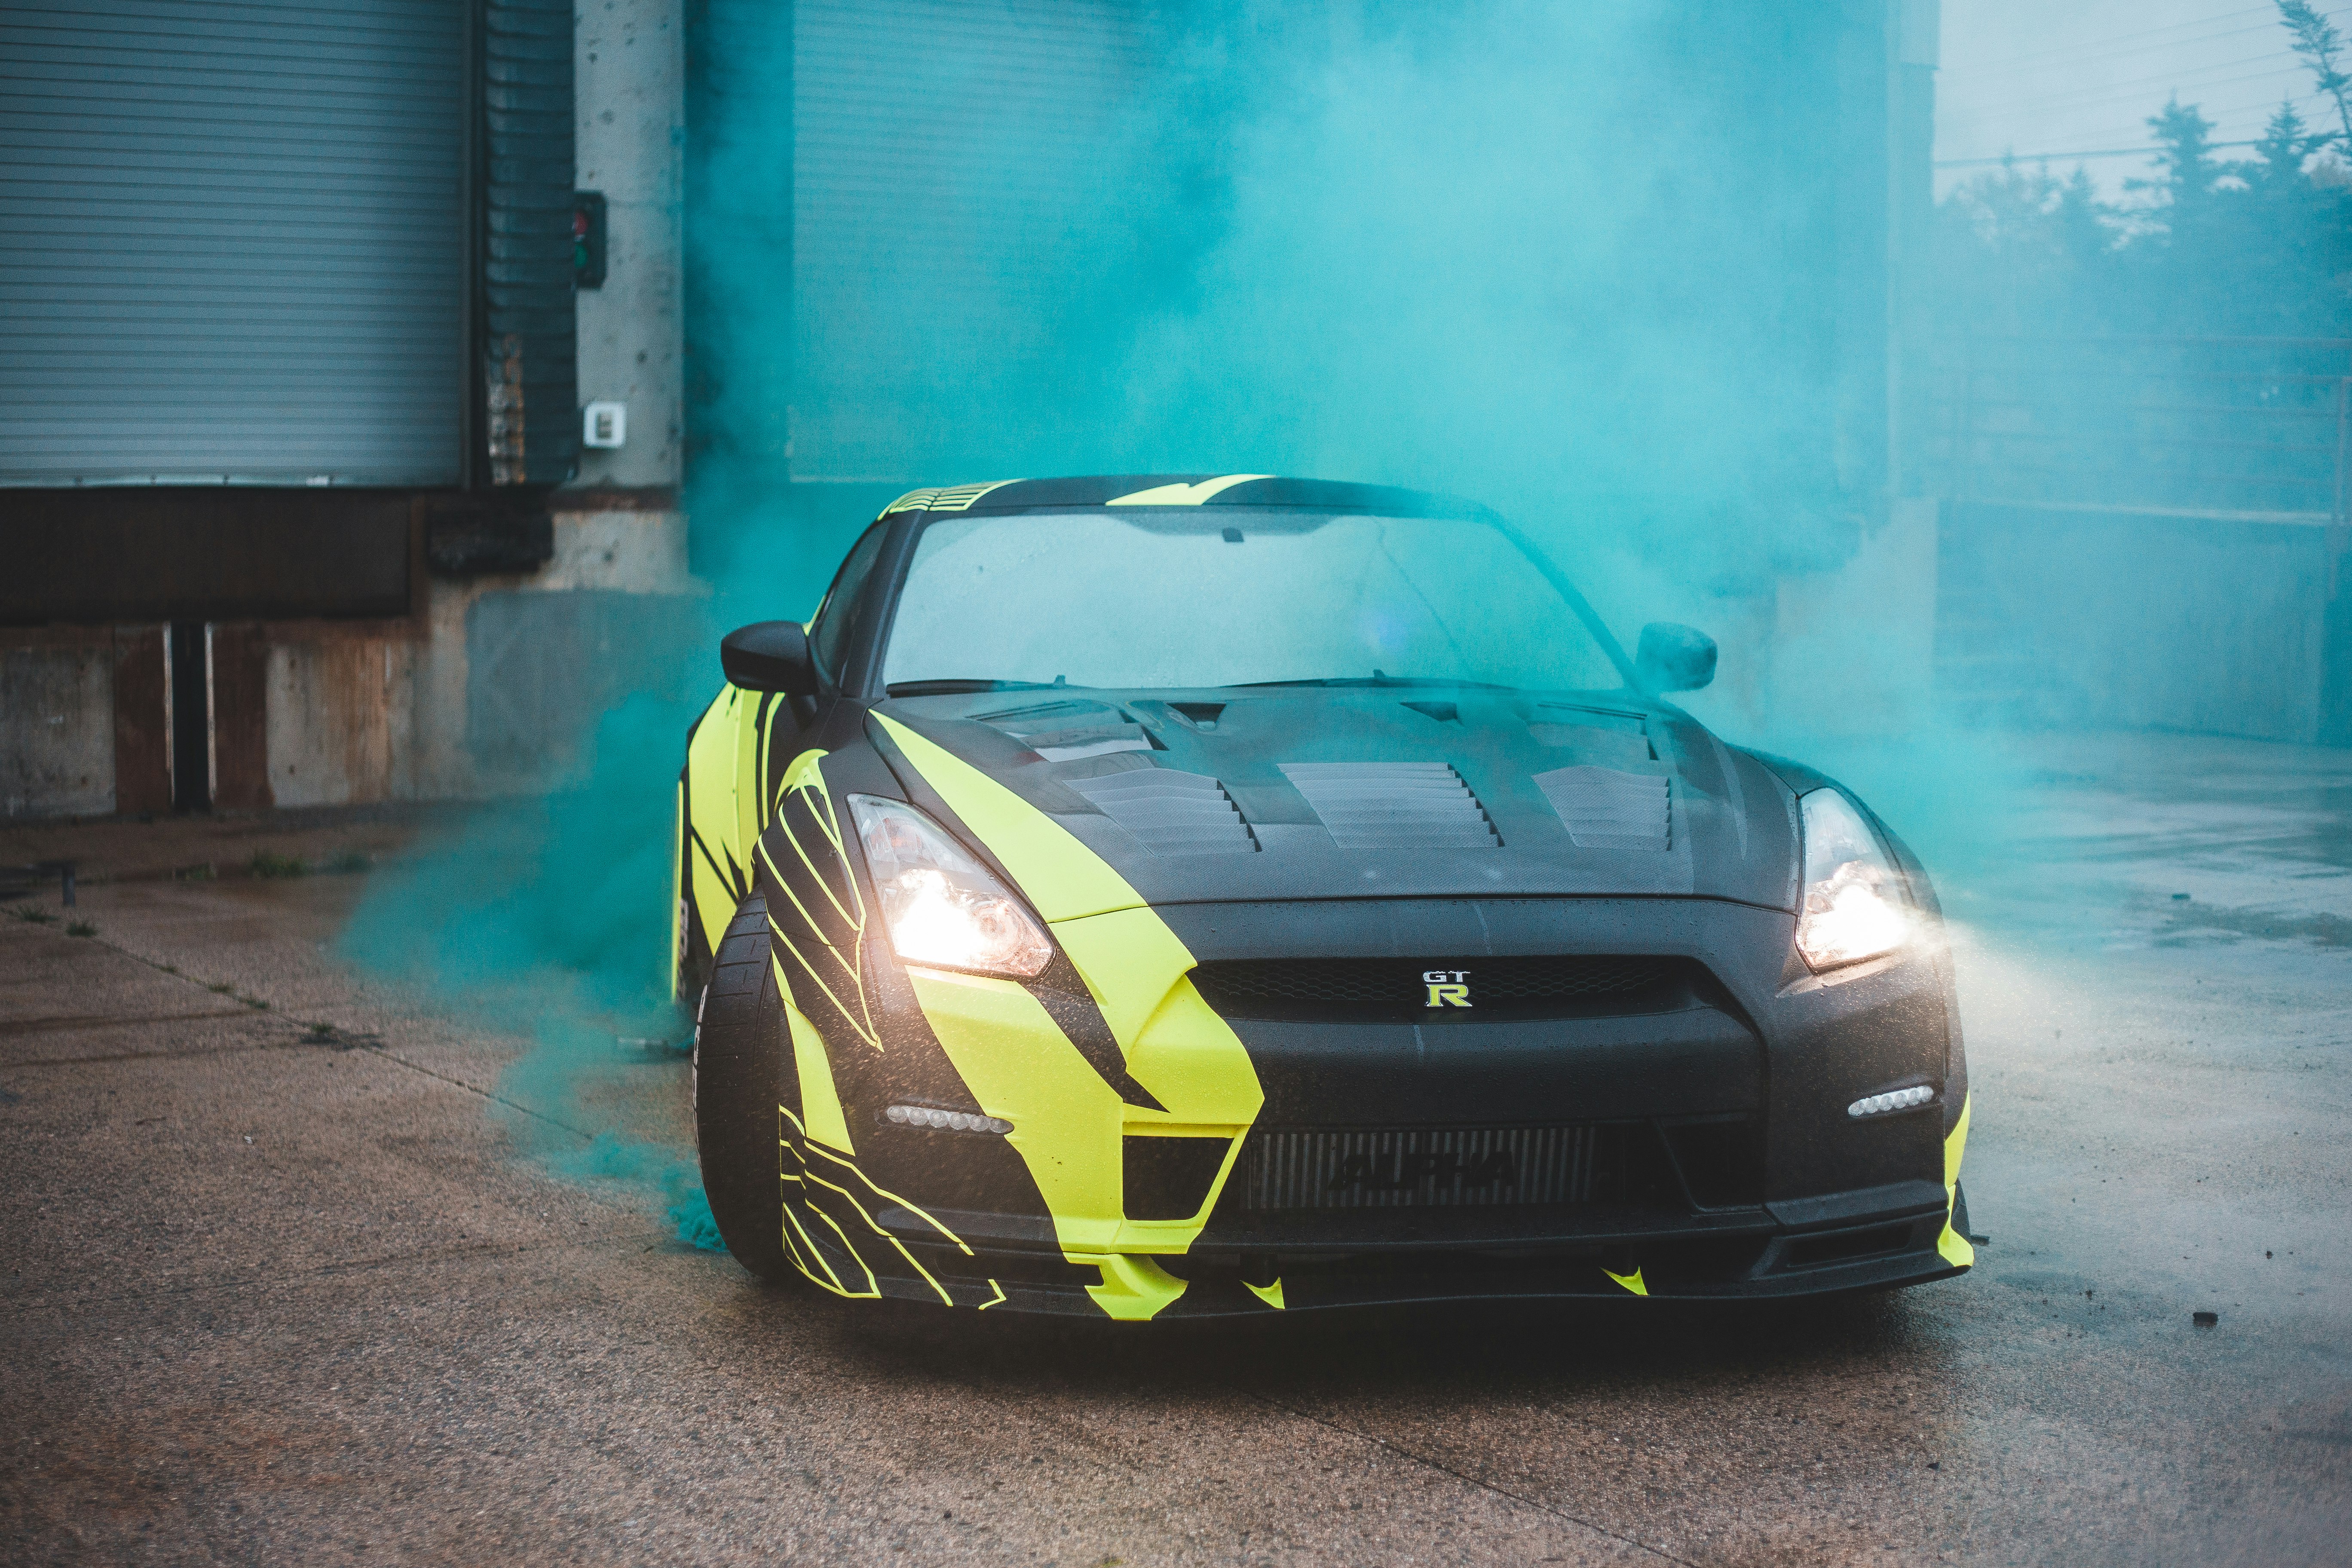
{"left": 2278, "top": 0, "right": 2352, "bottom": 144}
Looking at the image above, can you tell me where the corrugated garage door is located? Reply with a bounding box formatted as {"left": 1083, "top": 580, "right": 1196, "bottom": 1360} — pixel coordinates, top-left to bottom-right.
{"left": 0, "top": 0, "right": 469, "bottom": 485}
{"left": 787, "top": 0, "right": 1153, "bottom": 481}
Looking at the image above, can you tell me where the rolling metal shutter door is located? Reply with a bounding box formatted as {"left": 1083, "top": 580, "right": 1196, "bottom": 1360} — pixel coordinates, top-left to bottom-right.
{"left": 789, "top": 0, "right": 1150, "bottom": 481}
{"left": 0, "top": 0, "right": 469, "bottom": 485}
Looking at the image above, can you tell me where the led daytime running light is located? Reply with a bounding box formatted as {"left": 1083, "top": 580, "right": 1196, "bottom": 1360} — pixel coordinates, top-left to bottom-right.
{"left": 1847, "top": 1084, "right": 1935, "bottom": 1118}
{"left": 885, "top": 1104, "right": 1012, "bottom": 1135}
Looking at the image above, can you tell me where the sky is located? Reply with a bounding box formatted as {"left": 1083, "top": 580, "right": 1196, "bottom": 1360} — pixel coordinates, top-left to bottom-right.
{"left": 1936, "top": 0, "right": 2352, "bottom": 194}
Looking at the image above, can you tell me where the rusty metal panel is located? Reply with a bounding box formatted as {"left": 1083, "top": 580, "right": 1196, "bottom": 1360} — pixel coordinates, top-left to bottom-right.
{"left": 210, "top": 623, "right": 273, "bottom": 812}
{"left": 110, "top": 626, "right": 171, "bottom": 816}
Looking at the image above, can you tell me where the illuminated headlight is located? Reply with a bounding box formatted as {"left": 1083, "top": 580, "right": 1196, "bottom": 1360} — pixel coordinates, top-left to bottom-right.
{"left": 845, "top": 794, "right": 1055, "bottom": 979}
{"left": 885, "top": 1104, "right": 1012, "bottom": 1135}
{"left": 1795, "top": 787, "right": 1912, "bottom": 971}
{"left": 1848, "top": 1084, "right": 1936, "bottom": 1118}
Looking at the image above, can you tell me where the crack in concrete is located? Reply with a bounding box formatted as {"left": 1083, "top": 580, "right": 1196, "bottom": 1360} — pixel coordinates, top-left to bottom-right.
{"left": 0, "top": 1233, "right": 665, "bottom": 1321}
{"left": 1233, "top": 1387, "right": 1701, "bottom": 1565}
{"left": 12, "top": 917, "right": 594, "bottom": 1145}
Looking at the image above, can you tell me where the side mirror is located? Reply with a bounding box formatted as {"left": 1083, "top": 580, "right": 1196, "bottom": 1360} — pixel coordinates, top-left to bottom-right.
{"left": 1635, "top": 622, "right": 1716, "bottom": 693}
{"left": 721, "top": 621, "right": 818, "bottom": 695}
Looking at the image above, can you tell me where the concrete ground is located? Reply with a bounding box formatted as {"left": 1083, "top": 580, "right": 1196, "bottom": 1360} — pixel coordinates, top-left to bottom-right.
{"left": 2, "top": 732, "right": 2347, "bottom": 1566}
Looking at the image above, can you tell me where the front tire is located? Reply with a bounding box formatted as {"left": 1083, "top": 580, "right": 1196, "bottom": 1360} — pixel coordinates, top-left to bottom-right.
{"left": 694, "top": 895, "right": 793, "bottom": 1282}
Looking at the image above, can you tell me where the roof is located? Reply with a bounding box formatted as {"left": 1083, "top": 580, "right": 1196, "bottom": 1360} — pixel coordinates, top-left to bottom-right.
{"left": 876, "top": 474, "right": 1491, "bottom": 520}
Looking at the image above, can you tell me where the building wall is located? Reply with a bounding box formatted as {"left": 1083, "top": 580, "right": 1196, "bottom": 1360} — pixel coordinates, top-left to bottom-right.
{"left": 0, "top": 639, "right": 116, "bottom": 819}
{"left": 1936, "top": 503, "right": 2352, "bottom": 745}
{"left": 0, "top": 0, "right": 700, "bottom": 821}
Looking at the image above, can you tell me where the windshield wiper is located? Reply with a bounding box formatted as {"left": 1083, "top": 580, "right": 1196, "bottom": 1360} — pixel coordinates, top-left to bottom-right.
{"left": 1228, "top": 675, "right": 1519, "bottom": 690}
{"left": 885, "top": 679, "right": 1082, "bottom": 697}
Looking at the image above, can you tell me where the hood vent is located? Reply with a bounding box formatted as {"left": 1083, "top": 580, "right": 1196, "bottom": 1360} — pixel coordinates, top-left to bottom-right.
{"left": 1019, "top": 723, "right": 1154, "bottom": 762}
{"left": 1065, "top": 769, "right": 1257, "bottom": 855}
{"left": 1528, "top": 704, "right": 1651, "bottom": 764}
{"left": 1534, "top": 766, "right": 1670, "bottom": 851}
{"left": 1279, "top": 763, "right": 1501, "bottom": 850}
{"left": 971, "top": 700, "right": 1155, "bottom": 761}
{"left": 971, "top": 698, "right": 1117, "bottom": 726}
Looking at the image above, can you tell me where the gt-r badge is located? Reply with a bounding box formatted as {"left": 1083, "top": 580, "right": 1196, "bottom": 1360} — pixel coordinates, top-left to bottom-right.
{"left": 1423, "top": 969, "right": 1472, "bottom": 1007}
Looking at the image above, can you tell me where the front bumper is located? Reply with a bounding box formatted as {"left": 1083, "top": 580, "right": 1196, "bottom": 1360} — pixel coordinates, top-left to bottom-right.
{"left": 825, "top": 1169, "right": 1965, "bottom": 1318}
{"left": 777, "top": 894, "right": 1972, "bottom": 1320}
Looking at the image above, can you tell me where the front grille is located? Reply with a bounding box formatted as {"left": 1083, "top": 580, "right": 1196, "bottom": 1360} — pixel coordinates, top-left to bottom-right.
{"left": 1243, "top": 1124, "right": 1657, "bottom": 1211}
{"left": 1189, "top": 954, "right": 1688, "bottom": 1022}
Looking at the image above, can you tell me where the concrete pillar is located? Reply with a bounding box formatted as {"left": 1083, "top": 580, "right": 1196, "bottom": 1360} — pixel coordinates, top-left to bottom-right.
{"left": 571, "top": 0, "right": 684, "bottom": 492}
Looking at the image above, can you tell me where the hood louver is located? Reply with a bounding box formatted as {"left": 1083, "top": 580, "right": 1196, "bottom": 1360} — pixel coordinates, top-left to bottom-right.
{"left": 1279, "top": 763, "right": 1501, "bottom": 850}
{"left": 971, "top": 700, "right": 1155, "bottom": 761}
{"left": 1534, "top": 766, "right": 1671, "bottom": 851}
{"left": 1065, "top": 769, "right": 1258, "bottom": 855}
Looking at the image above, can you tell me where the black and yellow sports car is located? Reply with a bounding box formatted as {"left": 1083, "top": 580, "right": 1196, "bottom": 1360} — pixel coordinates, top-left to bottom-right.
{"left": 674, "top": 475, "right": 1973, "bottom": 1319}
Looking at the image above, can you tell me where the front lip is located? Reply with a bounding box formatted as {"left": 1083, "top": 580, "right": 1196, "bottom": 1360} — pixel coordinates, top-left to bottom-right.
{"left": 865, "top": 1181, "right": 1962, "bottom": 1317}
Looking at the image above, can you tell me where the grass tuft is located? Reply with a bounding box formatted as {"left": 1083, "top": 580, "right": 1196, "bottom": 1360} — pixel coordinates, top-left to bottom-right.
{"left": 66, "top": 922, "right": 96, "bottom": 938}
{"left": 248, "top": 851, "right": 308, "bottom": 879}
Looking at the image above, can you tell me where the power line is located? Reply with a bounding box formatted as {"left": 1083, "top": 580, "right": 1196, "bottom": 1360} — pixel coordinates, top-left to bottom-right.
{"left": 1957, "top": 49, "right": 2318, "bottom": 116}
{"left": 1947, "top": 12, "right": 2335, "bottom": 83}
{"left": 1941, "top": 3, "right": 2352, "bottom": 77}
{"left": 1936, "top": 140, "right": 2268, "bottom": 169}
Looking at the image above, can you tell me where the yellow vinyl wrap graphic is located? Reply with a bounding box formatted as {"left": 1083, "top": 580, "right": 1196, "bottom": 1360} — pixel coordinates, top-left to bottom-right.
{"left": 677, "top": 679, "right": 818, "bottom": 998}
{"left": 1104, "top": 474, "right": 1273, "bottom": 506}
{"left": 677, "top": 686, "right": 750, "bottom": 995}
{"left": 755, "top": 746, "right": 1003, "bottom": 1307}
{"left": 874, "top": 712, "right": 1265, "bottom": 1321}
{"left": 883, "top": 479, "right": 1022, "bottom": 515}
{"left": 756, "top": 748, "right": 879, "bottom": 1059}
{"left": 775, "top": 1093, "right": 990, "bottom": 1308}
{"left": 1938, "top": 1092, "right": 1975, "bottom": 1268}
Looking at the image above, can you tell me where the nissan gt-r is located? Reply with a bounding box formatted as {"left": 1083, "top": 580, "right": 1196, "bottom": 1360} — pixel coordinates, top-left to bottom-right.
{"left": 673, "top": 475, "right": 1974, "bottom": 1319}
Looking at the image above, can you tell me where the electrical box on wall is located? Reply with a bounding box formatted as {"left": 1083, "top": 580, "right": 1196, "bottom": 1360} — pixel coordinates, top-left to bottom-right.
{"left": 582, "top": 401, "right": 627, "bottom": 449}
{"left": 572, "top": 191, "right": 606, "bottom": 289}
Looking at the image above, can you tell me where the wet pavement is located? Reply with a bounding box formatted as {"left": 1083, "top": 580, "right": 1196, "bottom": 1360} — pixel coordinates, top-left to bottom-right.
{"left": 3, "top": 731, "right": 2348, "bottom": 1565}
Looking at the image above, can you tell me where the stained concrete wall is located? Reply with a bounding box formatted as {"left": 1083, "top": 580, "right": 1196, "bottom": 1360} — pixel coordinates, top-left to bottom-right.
{"left": 272, "top": 507, "right": 700, "bottom": 808}
{"left": 0, "top": 645, "right": 114, "bottom": 818}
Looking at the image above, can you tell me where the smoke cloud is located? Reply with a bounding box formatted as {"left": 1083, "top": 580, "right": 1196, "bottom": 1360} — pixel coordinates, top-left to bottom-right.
{"left": 351, "top": 0, "right": 2334, "bottom": 1239}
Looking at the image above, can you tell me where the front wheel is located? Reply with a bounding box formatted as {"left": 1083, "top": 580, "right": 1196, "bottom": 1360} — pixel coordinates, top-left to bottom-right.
{"left": 693, "top": 895, "right": 793, "bottom": 1282}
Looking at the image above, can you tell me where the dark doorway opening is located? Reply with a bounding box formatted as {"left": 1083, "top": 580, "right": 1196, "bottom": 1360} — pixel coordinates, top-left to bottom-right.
{"left": 168, "top": 621, "right": 211, "bottom": 812}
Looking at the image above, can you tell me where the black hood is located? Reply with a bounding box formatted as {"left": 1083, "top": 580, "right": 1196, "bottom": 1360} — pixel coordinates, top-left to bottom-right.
{"left": 873, "top": 686, "right": 1801, "bottom": 912}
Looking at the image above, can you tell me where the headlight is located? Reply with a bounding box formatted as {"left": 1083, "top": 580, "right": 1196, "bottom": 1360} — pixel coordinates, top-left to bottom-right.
{"left": 845, "top": 795, "right": 1055, "bottom": 979}
{"left": 1795, "top": 787, "right": 1911, "bottom": 971}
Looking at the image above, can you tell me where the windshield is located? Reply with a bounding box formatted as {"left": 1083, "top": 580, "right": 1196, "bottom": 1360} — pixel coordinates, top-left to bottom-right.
{"left": 880, "top": 509, "right": 1627, "bottom": 692}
